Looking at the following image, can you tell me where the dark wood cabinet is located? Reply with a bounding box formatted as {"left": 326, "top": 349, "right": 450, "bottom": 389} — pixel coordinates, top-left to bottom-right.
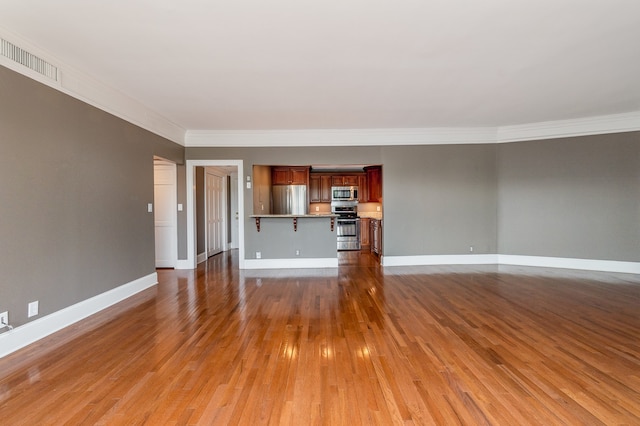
{"left": 309, "top": 175, "right": 332, "bottom": 202}
{"left": 360, "top": 218, "right": 370, "bottom": 249}
{"left": 272, "top": 166, "right": 309, "bottom": 185}
{"left": 331, "top": 175, "right": 359, "bottom": 186}
{"left": 358, "top": 174, "right": 368, "bottom": 202}
{"left": 365, "top": 166, "right": 382, "bottom": 202}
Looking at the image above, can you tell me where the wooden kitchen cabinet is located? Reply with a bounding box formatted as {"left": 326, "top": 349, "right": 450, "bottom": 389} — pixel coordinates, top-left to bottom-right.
{"left": 272, "top": 166, "right": 309, "bottom": 185}
{"left": 358, "top": 174, "right": 368, "bottom": 202}
{"left": 331, "top": 175, "right": 359, "bottom": 186}
{"left": 309, "top": 174, "right": 332, "bottom": 202}
{"left": 365, "top": 166, "right": 382, "bottom": 202}
{"left": 360, "top": 218, "right": 370, "bottom": 249}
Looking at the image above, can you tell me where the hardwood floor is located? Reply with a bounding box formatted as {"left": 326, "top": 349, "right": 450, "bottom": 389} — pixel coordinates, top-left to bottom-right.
{"left": 1, "top": 251, "right": 639, "bottom": 425}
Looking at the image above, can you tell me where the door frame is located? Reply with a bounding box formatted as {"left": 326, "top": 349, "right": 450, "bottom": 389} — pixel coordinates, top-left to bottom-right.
{"left": 185, "top": 160, "right": 245, "bottom": 269}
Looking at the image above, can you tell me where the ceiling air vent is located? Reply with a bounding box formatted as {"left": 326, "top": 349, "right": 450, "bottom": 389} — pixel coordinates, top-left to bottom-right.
{"left": 1, "top": 38, "right": 58, "bottom": 81}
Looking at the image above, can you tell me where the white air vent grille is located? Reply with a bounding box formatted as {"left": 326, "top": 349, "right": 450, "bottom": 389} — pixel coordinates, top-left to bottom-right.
{"left": 1, "top": 38, "right": 58, "bottom": 81}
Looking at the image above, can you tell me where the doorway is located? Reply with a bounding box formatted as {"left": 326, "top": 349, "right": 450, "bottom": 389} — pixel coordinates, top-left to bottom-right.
{"left": 185, "top": 160, "right": 245, "bottom": 270}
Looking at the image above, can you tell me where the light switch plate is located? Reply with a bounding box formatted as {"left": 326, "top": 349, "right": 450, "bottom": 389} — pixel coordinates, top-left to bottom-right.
{"left": 147, "top": 203, "right": 153, "bottom": 213}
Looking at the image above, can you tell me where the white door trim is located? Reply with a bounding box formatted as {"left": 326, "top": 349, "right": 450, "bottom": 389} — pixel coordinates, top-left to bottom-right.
{"left": 184, "top": 160, "right": 245, "bottom": 270}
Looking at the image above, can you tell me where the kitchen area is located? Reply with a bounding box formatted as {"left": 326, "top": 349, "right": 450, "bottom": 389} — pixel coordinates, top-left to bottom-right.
{"left": 251, "top": 165, "right": 383, "bottom": 259}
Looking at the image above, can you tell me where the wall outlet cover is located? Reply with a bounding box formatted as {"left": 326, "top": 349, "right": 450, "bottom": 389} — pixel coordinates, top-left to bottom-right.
{"left": 28, "top": 301, "right": 39, "bottom": 317}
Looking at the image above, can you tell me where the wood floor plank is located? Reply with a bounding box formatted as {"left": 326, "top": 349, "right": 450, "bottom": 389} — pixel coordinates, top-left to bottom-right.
{"left": 1, "top": 251, "right": 639, "bottom": 425}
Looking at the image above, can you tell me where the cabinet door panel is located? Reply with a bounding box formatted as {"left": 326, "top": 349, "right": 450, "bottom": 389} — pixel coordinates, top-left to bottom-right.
{"left": 321, "top": 175, "right": 332, "bottom": 202}
{"left": 310, "top": 175, "right": 321, "bottom": 202}
{"left": 290, "top": 168, "right": 308, "bottom": 185}
{"left": 343, "top": 175, "right": 358, "bottom": 186}
{"left": 358, "top": 175, "right": 368, "bottom": 202}
{"left": 331, "top": 176, "right": 343, "bottom": 186}
{"left": 272, "top": 167, "right": 290, "bottom": 185}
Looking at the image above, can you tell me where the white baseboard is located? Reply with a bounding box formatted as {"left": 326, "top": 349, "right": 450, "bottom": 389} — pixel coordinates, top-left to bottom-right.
{"left": 382, "top": 254, "right": 499, "bottom": 267}
{"left": 0, "top": 272, "right": 158, "bottom": 359}
{"left": 244, "top": 258, "right": 339, "bottom": 269}
{"left": 197, "top": 252, "right": 208, "bottom": 265}
{"left": 381, "top": 253, "right": 639, "bottom": 274}
{"left": 497, "top": 255, "right": 640, "bottom": 274}
{"left": 175, "top": 259, "right": 194, "bottom": 269}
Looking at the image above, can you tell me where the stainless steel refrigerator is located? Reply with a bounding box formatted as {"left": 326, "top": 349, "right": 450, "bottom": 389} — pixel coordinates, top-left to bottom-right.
{"left": 271, "top": 185, "right": 308, "bottom": 215}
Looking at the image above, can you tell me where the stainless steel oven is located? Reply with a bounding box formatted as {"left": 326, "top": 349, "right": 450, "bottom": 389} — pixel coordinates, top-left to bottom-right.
{"left": 336, "top": 217, "right": 360, "bottom": 251}
{"left": 332, "top": 201, "right": 361, "bottom": 251}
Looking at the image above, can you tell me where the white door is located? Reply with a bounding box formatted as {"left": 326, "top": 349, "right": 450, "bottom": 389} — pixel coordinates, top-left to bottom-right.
{"left": 154, "top": 160, "right": 177, "bottom": 268}
{"left": 206, "top": 169, "right": 225, "bottom": 257}
{"left": 230, "top": 172, "right": 239, "bottom": 249}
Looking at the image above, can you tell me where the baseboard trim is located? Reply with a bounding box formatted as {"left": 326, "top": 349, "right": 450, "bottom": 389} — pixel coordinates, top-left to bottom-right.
{"left": 196, "top": 252, "right": 208, "bottom": 265}
{"left": 497, "top": 255, "right": 640, "bottom": 274}
{"left": 0, "top": 272, "right": 158, "bottom": 359}
{"left": 175, "top": 259, "right": 194, "bottom": 270}
{"left": 381, "top": 253, "right": 639, "bottom": 274}
{"left": 382, "top": 254, "right": 499, "bottom": 267}
{"left": 244, "top": 258, "right": 339, "bottom": 269}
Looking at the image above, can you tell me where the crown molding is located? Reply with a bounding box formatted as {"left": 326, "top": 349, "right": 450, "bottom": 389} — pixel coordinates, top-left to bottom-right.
{"left": 186, "top": 111, "right": 640, "bottom": 147}
{"left": 0, "top": 27, "right": 186, "bottom": 146}
{"left": 496, "top": 111, "right": 640, "bottom": 143}
{"left": 185, "top": 127, "right": 499, "bottom": 147}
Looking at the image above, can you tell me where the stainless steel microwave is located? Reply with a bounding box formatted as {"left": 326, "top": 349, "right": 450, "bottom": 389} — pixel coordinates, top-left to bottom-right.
{"left": 331, "top": 186, "right": 358, "bottom": 201}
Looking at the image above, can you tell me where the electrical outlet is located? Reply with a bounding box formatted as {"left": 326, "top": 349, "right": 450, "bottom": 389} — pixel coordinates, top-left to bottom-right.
{"left": 469, "top": 246, "right": 474, "bottom": 253}
{"left": 256, "top": 251, "right": 261, "bottom": 259}
{"left": 376, "top": 206, "right": 381, "bottom": 212}
{"left": 295, "top": 249, "right": 300, "bottom": 256}
{"left": 0, "top": 311, "right": 8, "bottom": 328}
{"left": 28, "top": 301, "right": 39, "bottom": 318}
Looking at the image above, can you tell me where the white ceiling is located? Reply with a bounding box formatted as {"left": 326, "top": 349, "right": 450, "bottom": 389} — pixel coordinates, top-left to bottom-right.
{"left": 1, "top": 0, "right": 640, "bottom": 137}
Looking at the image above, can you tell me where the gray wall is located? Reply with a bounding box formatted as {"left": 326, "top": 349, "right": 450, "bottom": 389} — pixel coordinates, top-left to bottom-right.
{"left": 381, "top": 144, "right": 498, "bottom": 255}
{"left": 188, "top": 135, "right": 639, "bottom": 264}
{"left": 0, "top": 65, "right": 184, "bottom": 327}
{"left": 498, "top": 132, "right": 640, "bottom": 261}
{"left": 186, "top": 144, "right": 499, "bottom": 259}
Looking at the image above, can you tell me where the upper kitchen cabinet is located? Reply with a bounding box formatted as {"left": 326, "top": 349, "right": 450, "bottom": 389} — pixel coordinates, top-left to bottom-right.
{"left": 310, "top": 174, "right": 332, "bottom": 202}
{"left": 358, "top": 174, "right": 368, "bottom": 202}
{"left": 272, "top": 166, "right": 310, "bottom": 185}
{"left": 365, "top": 166, "right": 382, "bottom": 202}
{"left": 331, "top": 175, "right": 359, "bottom": 186}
